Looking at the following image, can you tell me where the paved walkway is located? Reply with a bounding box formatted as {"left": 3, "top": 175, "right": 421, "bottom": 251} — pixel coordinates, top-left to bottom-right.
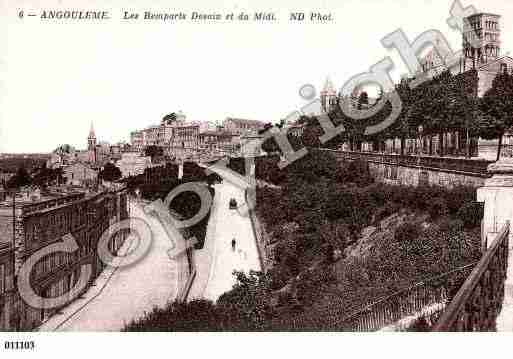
{"left": 201, "top": 181, "right": 261, "bottom": 301}
{"left": 39, "top": 163, "right": 261, "bottom": 329}
{"left": 189, "top": 163, "right": 261, "bottom": 302}
{"left": 188, "top": 183, "right": 220, "bottom": 300}
{"left": 38, "top": 200, "right": 185, "bottom": 331}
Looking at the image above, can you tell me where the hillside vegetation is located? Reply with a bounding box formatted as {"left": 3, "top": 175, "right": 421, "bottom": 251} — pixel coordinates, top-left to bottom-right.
{"left": 125, "top": 151, "right": 482, "bottom": 331}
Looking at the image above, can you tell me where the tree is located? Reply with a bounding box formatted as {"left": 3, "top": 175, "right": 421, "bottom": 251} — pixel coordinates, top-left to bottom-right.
{"left": 162, "top": 113, "right": 177, "bottom": 124}
{"left": 480, "top": 72, "right": 513, "bottom": 161}
{"left": 123, "top": 299, "right": 224, "bottom": 331}
{"left": 217, "top": 271, "right": 274, "bottom": 330}
{"left": 99, "top": 162, "right": 122, "bottom": 182}
{"left": 6, "top": 167, "right": 32, "bottom": 189}
{"left": 342, "top": 91, "right": 372, "bottom": 151}
{"left": 206, "top": 171, "right": 222, "bottom": 187}
{"left": 182, "top": 161, "right": 208, "bottom": 182}
{"left": 54, "top": 144, "right": 75, "bottom": 154}
{"left": 32, "top": 164, "right": 64, "bottom": 187}
{"left": 287, "top": 150, "right": 337, "bottom": 183}
{"left": 260, "top": 124, "right": 281, "bottom": 154}
{"left": 300, "top": 117, "right": 323, "bottom": 148}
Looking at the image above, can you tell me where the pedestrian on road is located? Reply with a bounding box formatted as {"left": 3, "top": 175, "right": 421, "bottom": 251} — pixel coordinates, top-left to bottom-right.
{"left": 231, "top": 238, "right": 236, "bottom": 251}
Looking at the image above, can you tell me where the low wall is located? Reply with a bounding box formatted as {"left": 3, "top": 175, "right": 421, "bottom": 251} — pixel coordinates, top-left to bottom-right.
{"left": 246, "top": 189, "right": 272, "bottom": 272}
{"left": 368, "top": 162, "right": 486, "bottom": 188}
{"left": 325, "top": 150, "right": 492, "bottom": 188}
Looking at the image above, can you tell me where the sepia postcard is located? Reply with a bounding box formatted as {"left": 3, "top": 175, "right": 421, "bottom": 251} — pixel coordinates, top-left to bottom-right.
{"left": 1, "top": 0, "right": 513, "bottom": 357}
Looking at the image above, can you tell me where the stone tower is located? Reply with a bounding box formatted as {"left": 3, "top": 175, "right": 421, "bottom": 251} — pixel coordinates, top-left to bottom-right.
{"left": 463, "top": 13, "right": 501, "bottom": 69}
{"left": 88, "top": 122, "right": 97, "bottom": 163}
{"left": 320, "top": 77, "right": 337, "bottom": 113}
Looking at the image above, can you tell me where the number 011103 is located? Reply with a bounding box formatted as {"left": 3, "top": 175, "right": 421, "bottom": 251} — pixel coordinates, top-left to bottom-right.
{"left": 4, "top": 341, "right": 35, "bottom": 350}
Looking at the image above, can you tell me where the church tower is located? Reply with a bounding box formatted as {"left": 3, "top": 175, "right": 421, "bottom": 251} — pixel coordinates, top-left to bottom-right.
{"left": 88, "top": 122, "right": 97, "bottom": 163}
{"left": 320, "top": 77, "right": 337, "bottom": 113}
{"left": 463, "top": 13, "right": 501, "bottom": 70}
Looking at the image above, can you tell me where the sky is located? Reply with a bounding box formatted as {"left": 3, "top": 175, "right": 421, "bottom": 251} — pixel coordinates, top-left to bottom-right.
{"left": 1, "top": 0, "right": 513, "bottom": 153}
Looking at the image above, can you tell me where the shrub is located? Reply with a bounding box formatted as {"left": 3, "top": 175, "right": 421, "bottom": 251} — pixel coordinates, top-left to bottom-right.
{"left": 319, "top": 221, "right": 351, "bottom": 250}
{"left": 410, "top": 186, "right": 433, "bottom": 210}
{"left": 445, "top": 185, "right": 475, "bottom": 215}
{"left": 268, "top": 265, "right": 290, "bottom": 290}
{"left": 374, "top": 202, "right": 400, "bottom": 223}
{"left": 337, "top": 159, "right": 374, "bottom": 186}
{"left": 395, "top": 222, "right": 420, "bottom": 243}
{"left": 366, "top": 183, "right": 389, "bottom": 207}
{"left": 457, "top": 201, "right": 483, "bottom": 229}
{"left": 438, "top": 218, "right": 464, "bottom": 233}
{"left": 323, "top": 190, "right": 356, "bottom": 220}
{"left": 427, "top": 197, "right": 449, "bottom": 219}
{"left": 288, "top": 151, "right": 338, "bottom": 183}
{"left": 227, "top": 157, "right": 245, "bottom": 176}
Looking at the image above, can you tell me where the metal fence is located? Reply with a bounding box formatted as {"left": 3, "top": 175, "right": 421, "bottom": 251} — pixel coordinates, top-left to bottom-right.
{"left": 273, "top": 264, "right": 475, "bottom": 331}
{"left": 433, "top": 222, "right": 509, "bottom": 331}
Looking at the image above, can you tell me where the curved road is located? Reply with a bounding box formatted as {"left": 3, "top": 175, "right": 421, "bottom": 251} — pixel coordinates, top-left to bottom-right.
{"left": 39, "top": 167, "right": 261, "bottom": 330}
{"left": 39, "top": 201, "right": 184, "bottom": 331}
{"left": 201, "top": 181, "right": 261, "bottom": 301}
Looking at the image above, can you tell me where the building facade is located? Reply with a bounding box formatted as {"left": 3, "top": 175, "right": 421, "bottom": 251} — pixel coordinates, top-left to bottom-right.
{"left": 419, "top": 12, "right": 511, "bottom": 97}
{"left": 116, "top": 153, "right": 152, "bottom": 178}
{"left": 0, "top": 188, "right": 129, "bottom": 331}
{"left": 0, "top": 243, "right": 15, "bottom": 330}
{"left": 130, "top": 130, "right": 146, "bottom": 153}
{"left": 62, "top": 163, "right": 98, "bottom": 187}
{"left": 198, "top": 131, "right": 236, "bottom": 157}
{"left": 143, "top": 125, "right": 160, "bottom": 147}
{"left": 170, "top": 124, "right": 200, "bottom": 161}
{"left": 320, "top": 77, "right": 338, "bottom": 113}
{"left": 129, "top": 114, "right": 265, "bottom": 161}
{"left": 223, "top": 118, "right": 264, "bottom": 136}
{"left": 338, "top": 12, "right": 513, "bottom": 159}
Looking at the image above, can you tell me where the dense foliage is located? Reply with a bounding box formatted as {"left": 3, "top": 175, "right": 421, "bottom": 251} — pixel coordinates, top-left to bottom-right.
{"left": 99, "top": 162, "right": 122, "bottom": 182}
{"left": 255, "top": 70, "right": 510, "bottom": 160}
{"left": 126, "top": 150, "right": 482, "bottom": 331}
{"left": 0, "top": 156, "right": 48, "bottom": 174}
{"left": 6, "top": 167, "right": 33, "bottom": 189}
{"left": 256, "top": 153, "right": 481, "bottom": 281}
{"left": 126, "top": 161, "right": 219, "bottom": 249}
{"left": 480, "top": 71, "right": 513, "bottom": 160}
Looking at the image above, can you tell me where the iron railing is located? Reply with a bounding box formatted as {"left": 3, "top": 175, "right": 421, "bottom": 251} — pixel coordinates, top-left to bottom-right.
{"left": 433, "top": 222, "right": 509, "bottom": 331}
{"left": 273, "top": 264, "right": 475, "bottom": 331}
